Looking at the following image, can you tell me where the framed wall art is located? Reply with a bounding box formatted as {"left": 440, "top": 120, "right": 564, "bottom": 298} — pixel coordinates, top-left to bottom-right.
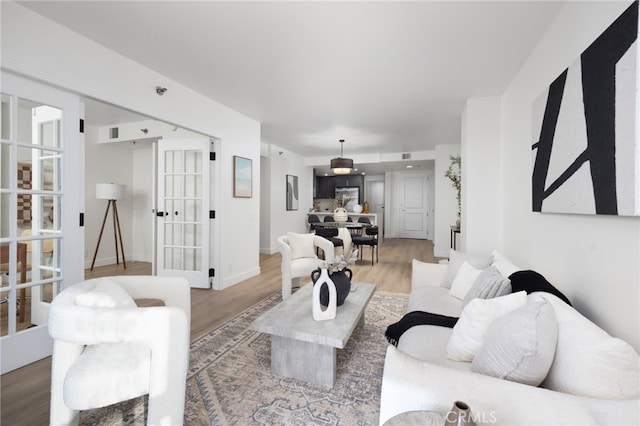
{"left": 233, "top": 156, "right": 252, "bottom": 198}
{"left": 286, "top": 174, "right": 299, "bottom": 210}
{"left": 532, "top": 1, "right": 638, "bottom": 216}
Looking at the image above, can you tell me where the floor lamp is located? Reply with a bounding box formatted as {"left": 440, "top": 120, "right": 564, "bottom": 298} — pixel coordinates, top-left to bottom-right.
{"left": 90, "top": 183, "right": 127, "bottom": 271}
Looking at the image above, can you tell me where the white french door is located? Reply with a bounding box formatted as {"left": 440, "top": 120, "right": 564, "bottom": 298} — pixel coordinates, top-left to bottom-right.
{"left": 1, "top": 72, "right": 83, "bottom": 373}
{"left": 156, "top": 138, "right": 213, "bottom": 288}
{"left": 398, "top": 172, "right": 429, "bottom": 239}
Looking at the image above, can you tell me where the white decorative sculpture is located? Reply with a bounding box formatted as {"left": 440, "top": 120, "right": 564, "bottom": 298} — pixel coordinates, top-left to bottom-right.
{"left": 333, "top": 207, "right": 349, "bottom": 223}
{"left": 312, "top": 269, "right": 337, "bottom": 321}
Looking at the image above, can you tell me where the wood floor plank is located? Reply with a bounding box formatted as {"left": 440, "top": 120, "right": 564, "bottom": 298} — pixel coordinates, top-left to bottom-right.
{"left": 0, "top": 238, "right": 441, "bottom": 425}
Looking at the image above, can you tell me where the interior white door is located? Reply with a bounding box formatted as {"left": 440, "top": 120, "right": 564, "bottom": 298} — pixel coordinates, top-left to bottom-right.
{"left": 398, "top": 172, "right": 429, "bottom": 239}
{"left": 1, "top": 72, "right": 83, "bottom": 373}
{"left": 156, "top": 138, "right": 212, "bottom": 288}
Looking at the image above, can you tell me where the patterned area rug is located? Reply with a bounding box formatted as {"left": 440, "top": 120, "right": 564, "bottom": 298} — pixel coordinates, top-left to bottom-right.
{"left": 80, "top": 290, "right": 407, "bottom": 425}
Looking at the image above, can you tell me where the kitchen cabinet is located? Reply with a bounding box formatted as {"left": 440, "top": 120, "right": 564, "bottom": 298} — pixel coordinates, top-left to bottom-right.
{"left": 315, "top": 174, "right": 364, "bottom": 201}
{"left": 334, "top": 175, "right": 363, "bottom": 189}
{"left": 315, "top": 176, "right": 335, "bottom": 199}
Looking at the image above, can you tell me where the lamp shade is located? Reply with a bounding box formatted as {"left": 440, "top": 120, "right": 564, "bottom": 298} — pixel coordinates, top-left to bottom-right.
{"left": 96, "top": 183, "right": 126, "bottom": 200}
{"left": 330, "top": 139, "right": 353, "bottom": 175}
{"left": 331, "top": 157, "right": 354, "bottom": 175}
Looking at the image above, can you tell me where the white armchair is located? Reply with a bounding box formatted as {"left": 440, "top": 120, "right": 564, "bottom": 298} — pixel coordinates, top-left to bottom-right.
{"left": 277, "top": 234, "right": 335, "bottom": 300}
{"left": 48, "top": 275, "right": 191, "bottom": 426}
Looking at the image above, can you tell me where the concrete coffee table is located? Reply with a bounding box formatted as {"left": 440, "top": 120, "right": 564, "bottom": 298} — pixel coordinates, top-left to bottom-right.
{"left": 251, "top": 282, "right": 376, "bottom": 388}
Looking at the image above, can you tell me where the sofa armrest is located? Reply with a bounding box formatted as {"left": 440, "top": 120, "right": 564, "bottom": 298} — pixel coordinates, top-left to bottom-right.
{"left": 379, "top": 346, "right": 639, "bottom": 426}
{"left": 411, "top": 259, "right": 448, "bottom": 290}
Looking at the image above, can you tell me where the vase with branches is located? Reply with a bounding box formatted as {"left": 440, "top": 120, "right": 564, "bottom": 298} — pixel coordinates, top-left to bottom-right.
{"left": 445, "top": 155, "right": 461, "bottom": 225}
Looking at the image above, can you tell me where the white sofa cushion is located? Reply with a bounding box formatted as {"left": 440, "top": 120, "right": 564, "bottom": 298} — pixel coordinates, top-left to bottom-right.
{"left": 398, "top": 324, "right": 473, "bottom": 372}
{"left": 472, "top": 300, "right": 558, "bottom": 386}
{"left": 462, "top": 266, "right": 511, "bottom": 308}
{"left": 444, "top": 249, "right": 492, "bottom": 288}
{"left": 411, "top": 259, "right": 449, "bottom": 289}
{"left": 74, "top": 278, "right": 137, "bottom": 309}
{"left": 407, "top": 285, "right": 463, "bottom": 317}
{"left": 533, "top": 293, "right": 640, "bottom": 400}
{"left": 446, "top": 291, "right": 528, "bottom": 362}
{"left": 287, "top": 232, "right": 318, "bottom": 260}
{"left": 449, "top": 261, "right": 484, "bottom": 300}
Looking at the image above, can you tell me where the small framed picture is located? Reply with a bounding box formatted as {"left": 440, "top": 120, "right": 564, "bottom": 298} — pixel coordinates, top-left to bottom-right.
{"left": 233, "top": 156, "right": 252, "bottom": 198}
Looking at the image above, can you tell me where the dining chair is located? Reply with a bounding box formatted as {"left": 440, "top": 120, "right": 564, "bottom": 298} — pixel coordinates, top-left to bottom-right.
{"left": 352, "top": 216, "right": 371, "bottom": 237}
{"left": 0, "top": 230, "right": 54, "bottom": 323}
{"left": 307, "top": 214, "right": 320, "bottom": 232}
{"left": 352, "top": 225, "right": 379, "bottom": 265}
{"left": 314, "top": 227, "right": 344, "bottom": 256}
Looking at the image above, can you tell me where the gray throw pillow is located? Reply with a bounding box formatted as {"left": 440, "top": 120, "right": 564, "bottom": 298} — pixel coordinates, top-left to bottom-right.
{"left": 471, "top": 300, "right": 558, "bottom": 386}
{"left": 462, "top": 266, "right": 511, "bottom": 308}
{"left": 444, "top": 250, "right": 492, "bottom": 288}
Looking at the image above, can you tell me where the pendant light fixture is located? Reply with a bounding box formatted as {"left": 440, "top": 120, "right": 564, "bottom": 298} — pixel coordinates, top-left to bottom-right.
{"left": 330, "top": 139, "right": 354, "bottom": 175}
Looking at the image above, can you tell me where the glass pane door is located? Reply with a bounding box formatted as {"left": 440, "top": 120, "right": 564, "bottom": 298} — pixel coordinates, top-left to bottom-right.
{"left": 157, "top": 139, "right": 210, "bottom": 288}
{"left": 1, "top": 98, "right": 63, "bottom": 333}
{"left": 1, "top": 72, "right": 83, "bottom": 374}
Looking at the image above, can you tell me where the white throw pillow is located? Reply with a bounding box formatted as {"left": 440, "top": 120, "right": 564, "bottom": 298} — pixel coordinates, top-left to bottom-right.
{"left": 75, "top": 278, "right": 136, "bottom": 308}
{"left": 462, "top": 266, "right": 512, "bottom": 308}
{"left": 472, "top": 300, "right": 558, "bottom": 386}
{"left": 490, "top": 250, "right": 522, "bottom": 278}
{"left": 532, "top": 293, "right": 640, "bottom": 400}
{"left": 444, "top": 250, "right": 492, "bottom": 288}
{"left": 449, "top": 261, "right": 483, "bottom": 300}
{"left": 446, "top": 291, "right": 528, "bottom": 362}
{"left": 287, "top": 232, "right": 317, "bottom": 260}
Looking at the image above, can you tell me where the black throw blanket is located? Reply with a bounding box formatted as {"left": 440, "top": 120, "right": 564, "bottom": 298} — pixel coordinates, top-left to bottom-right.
{"left": 385, "top": 269, "right": 572, "bottom": 346}
{"left": 385, "top": 311, "right": 458, "bottom": 346}
{"left": 508, "top": 270, "right": 572, "bottom": 306}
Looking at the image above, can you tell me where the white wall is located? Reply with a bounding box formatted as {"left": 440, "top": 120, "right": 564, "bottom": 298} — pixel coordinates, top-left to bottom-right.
{"left": 461, "top": 97, "right": 502, "bottom": 255}
{"left": 264, "top": 145, "right": 315, "bottom": 254}
{"left": 496, "top": 0, "right": 639, "bottom": 350}
{"left": 3, "top": 2, "right": 262, "bottom": 289}
{"left": 434, "top": 144, "right": 461, "bottom": 257}
{"left": 131, "top": 145, "right": 154, "bottom": 263}
{"left": 84, "top": 124, "right": 135, "bottom": 268}
{"left": 259, "top": 154, "right": 272, "bottom": 253}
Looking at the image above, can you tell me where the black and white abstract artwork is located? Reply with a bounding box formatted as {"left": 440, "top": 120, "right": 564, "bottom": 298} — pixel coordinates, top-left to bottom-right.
{"left": 532, "top": 1, "right": 639, "bottom": 216}
{"left": 286, "top": 174, "right": 298, "bottom": 211}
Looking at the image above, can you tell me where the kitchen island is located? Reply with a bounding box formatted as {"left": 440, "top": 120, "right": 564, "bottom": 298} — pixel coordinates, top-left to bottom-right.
{"left": 308, "top": 211, "right": 377, "bottom": 225}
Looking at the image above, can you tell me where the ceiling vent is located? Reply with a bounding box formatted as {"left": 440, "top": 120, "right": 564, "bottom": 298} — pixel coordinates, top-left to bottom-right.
{"left": 109, "top": 127, "right": 119, "bottom": 139}
{"left": 402, "top": 153, "right": 411, "bottom": 160}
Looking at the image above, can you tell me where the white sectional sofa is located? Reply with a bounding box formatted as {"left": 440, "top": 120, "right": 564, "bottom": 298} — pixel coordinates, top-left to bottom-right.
{"left": 379, "top": 251, "right": 640, "bottom": 425}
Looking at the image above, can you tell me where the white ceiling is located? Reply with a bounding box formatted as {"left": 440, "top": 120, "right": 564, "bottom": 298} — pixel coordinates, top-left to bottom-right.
{"left": 21, "top": 1, "right": 564, "bottom": 172}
